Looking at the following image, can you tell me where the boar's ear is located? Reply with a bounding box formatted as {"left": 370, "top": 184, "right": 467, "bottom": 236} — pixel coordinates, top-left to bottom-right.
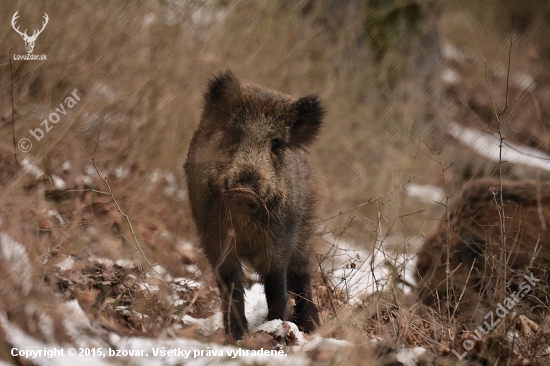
{"left": 202, "top": 70, "right": 241, "bottom": 124}
{"left": 289, "top": 95, "right": 325, "bottom": 148}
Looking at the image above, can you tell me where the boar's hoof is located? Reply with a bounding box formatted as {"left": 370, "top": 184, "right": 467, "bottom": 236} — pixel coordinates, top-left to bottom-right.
{"left": 227, "top": 192, "right": 260, "bottom": 215}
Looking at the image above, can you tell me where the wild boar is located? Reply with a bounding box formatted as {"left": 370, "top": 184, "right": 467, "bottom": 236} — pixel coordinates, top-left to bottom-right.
{"left": 416, "top": 179, "right": 550, "bottom": 316}
{"left": 184, "top": 70, "right": 323, "bottom": 339}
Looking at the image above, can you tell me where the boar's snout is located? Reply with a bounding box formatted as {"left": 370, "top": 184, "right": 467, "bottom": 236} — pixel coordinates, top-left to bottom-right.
{"left": 225, "top": 189, "right": 261, "bottom": 215}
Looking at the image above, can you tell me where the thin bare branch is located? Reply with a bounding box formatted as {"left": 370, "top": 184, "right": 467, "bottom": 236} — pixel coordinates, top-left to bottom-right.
{"left": 92, "top": 113, "right": 152, "bottom": 268}
{"left": 9, "top": 49, "right": 16, "bottom": 165}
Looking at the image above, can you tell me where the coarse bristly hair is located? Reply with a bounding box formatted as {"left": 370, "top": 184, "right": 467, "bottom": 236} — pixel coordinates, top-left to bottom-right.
{"left": 184, "top": 70, "right": 324, "bottom": 340}
{"left": 416, "top": 178, "right": 550, "bottom": 319}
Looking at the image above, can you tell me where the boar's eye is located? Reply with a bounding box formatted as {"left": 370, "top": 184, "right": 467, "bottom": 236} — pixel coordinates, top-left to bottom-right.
{"left": 271, "top": 138, "right": 284, "bottom": 155}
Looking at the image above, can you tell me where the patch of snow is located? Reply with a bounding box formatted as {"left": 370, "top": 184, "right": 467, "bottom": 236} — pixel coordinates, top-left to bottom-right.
{"left": 441, "top": 42, "right": 465, "bottom": 63}
{"left": 513, "top": 71, "right": 536, "bottom": 90}
{"left": 401, "top": 255, "right": 418, "bottom": 290}
{"left": 172, "top": 299, "right": 185, "bottom": 307}
{"left": 322, "top": 234, "right": 418, "bottom": 305}
{"left": 0, "top": 233, "right": 32, "bottom": 295}
{"left": 20, "top": 160, "right": 66, "bottom": 188}
{"left": 170, "top": 284, "right": 193, "bottom": 307}
{"left": 246, "top": 283, "right": 269, "bottom": 332}
{"left": 442, "top": 67, "right": 460, "bottom": 85}
{"left": 246, "top": 271, "right": 261, "bottom": 282}
{"left": 164, "top": 186, "right": 177, "bottom": 196}
{"left": 164, "top": 172, "right": 176, "bottom": 186}
{"left": 396, "top": 347, "right": 426, "bottom": 366}
{"left": 370, "top": 337, "right": 384, "bottom": 344}
{"left": 164, "top": 172, "right": 178, "bottom": 197}
{"left": 56, "top": 256, "right": 75, "bottom": 271}
{"left": 61, "top": 161, "right": 72, "bottom": 172}
{"left": 116, "top": 307, "right": 150, "bottom": 320}
{"left": 257, "top": 320, "right": 306, "bottom": 346}
{"left": 139, "top": 282, "right": 160, "bottom": 293}
{"left": 449, "top": 122, "right": 550, "bottom": 172}
{"left": 0, "top": 310, "right": 110, "bottom": 366}
{"left": 148, "top": 169, "right": 163, "bottom": 189}
{"left": 177, "top": 189, "right": 187, "bottom": 201}
{"left": 405, "top": 183, "right": 446, "bottom": 204}
{"left": 191, "top": 7, "right": 227, "bottom": 27}
{"left": 182, "top": 264, "right": 202, "bottom": 276}
{"left": 48, "top": 209, "right": 67, "bottom": 226}
{"left": 95, "top": 83, "right": 117, "bottom": 103}
{"left": 84, "top": 165, "right": 107, "bottom": 180}
{"left": 75, "top": 174, "right": 93, "bottom": 185}
{"left": 84, "top": 165, "right": 96, "bottom": 177}
{"left": 507, "top": 329, "right": 520, "bottom": 342}
{"left": 178, "top": 240, "right": 195, "bottom": 251}
{"left": 38, "top": 312, "right": 55, "bottom": 343}
{"left": 143, "top": 13, "right": 156, "bottom": 27}
{"left": 61, "top": 300, "right": 93, "bottom": 332}
{"left": 147, "top": 264, "right": 173, "bottom": 282}
{"left": 51, "top": 175, "right": 67, "bottom": 189}
{"left": 182, "top": 312, "right": 223, "bottom": 336}
{"left": 300, "top": 333, "right": 352, "bottom": 352}
{"left": 147, "top": 170, "right": 180, "bottom": 198}
{"left": 114, "top": 166, "right": 130, "bottom": 179}
{"left": 115, "top": 258, "right": 136, "bottom": 269}
{"left": 91, "top": 257, "right": 115, "bottom": 268}
{"left": 20, "top": 157, "right": 44, "bottom": 179}
{"left": 178, "top": 316, "right": 350, "bottom": 364}
{"left": 173, "top": 277, "right": 202, "bottom": 290}
{"left": 159, "top": 231, "right": 174, "bottom": 240}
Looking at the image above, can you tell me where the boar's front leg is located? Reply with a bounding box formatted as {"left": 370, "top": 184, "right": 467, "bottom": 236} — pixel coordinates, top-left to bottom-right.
{"left": 264, "top": 267, "right": 290, "bottom": 322}
{"left": 287, "top": 265, "right": 319, "bottom": 333}
{"left": 216, "top": 259, "right": 247, "bottom": 340}
{"left": 201, "top": 222, "right": 247, "bottom": 340}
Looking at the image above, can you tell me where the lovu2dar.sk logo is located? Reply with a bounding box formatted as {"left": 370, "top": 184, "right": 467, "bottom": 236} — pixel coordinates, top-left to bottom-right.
{"left": 11, "top": 10, "right": 48, "bottom": 60}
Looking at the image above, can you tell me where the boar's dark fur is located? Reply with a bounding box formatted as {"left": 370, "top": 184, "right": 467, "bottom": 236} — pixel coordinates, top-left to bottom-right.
{"left": 184, "top": 70, "right": 323, "bottom": 339}
{"left": 416, "top": 179, "right": 550, "bottom": 317}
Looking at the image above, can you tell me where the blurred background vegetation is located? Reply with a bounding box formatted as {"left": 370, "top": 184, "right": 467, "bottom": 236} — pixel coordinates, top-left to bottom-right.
{"left": 0, "top": 0, "right": 549, "bottom": 361}
{"left": 1, "top": 0, "right": 549, "bottom": 242}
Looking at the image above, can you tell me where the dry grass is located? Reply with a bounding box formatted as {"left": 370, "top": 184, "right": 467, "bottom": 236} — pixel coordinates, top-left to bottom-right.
{"left": 0, "top": 0, "right": 549, "bottom": 365}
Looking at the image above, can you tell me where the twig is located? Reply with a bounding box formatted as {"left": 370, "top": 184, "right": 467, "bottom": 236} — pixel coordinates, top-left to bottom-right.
{"left": 485, "top": 37, "right": 517, "bottom": 324}
{"left": 398, "top": 209, "right": 426, "bottom": 219}
{"left": 92, "top": 113, "right": 151, "bottom": 268}
{"left": 504, "top": 36, "right": 513, "bottom": 109}
{"left": 507, "top": 61, "right": 549, "bottom": 111}
{"left": 9, "top": 49, "right": 16, "bottom": 165}
{"left": 180, "top": 289, "right": 201, "bottom": 318}
{"left": 315, "top": 176, "right": 414, "bottom": 223}
{"left": 316, "top": 253, "right": 340, "bottom": 322}
{"left": 450, "top": 259, "right": 476, "bottom": 320}
{"left": 61, "top": 188, "right": 111, "bottom": 195}
{"left": 484, "top": 60, "right": 498, "bottom": 123}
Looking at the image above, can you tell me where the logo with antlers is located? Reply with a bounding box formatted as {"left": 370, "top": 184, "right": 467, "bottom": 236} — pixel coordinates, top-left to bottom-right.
{"left": 11, "top": 11, "right": 49, "bottom": 54}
